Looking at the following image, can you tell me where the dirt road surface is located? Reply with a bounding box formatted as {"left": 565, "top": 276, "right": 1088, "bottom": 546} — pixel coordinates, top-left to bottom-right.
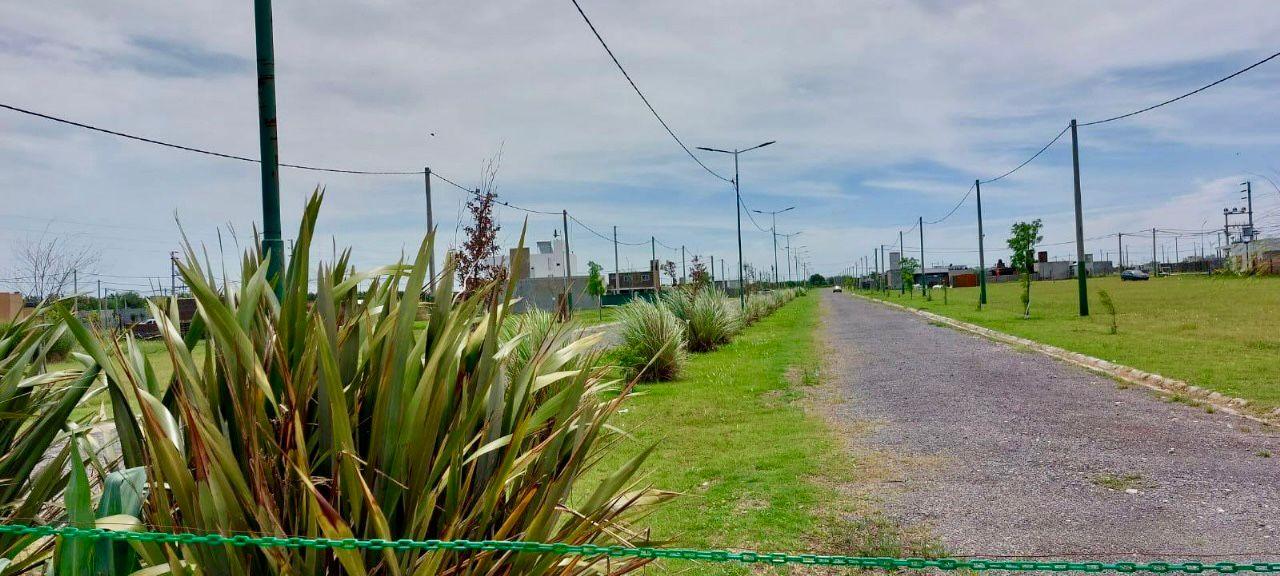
{"left": 822, "top": 292, "right": 1279, "bottom": 561}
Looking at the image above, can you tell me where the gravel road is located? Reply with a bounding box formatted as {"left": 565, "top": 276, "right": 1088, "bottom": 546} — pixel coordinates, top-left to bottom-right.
{"left": 822, "top": 292, "right": 1280, "bottom": 561}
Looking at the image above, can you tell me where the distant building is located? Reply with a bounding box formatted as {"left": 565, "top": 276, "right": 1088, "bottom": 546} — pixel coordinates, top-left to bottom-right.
{"left": 1227, "top": 237, "right": 1280, "bottom": 273}
{"left": 609, "top": 260, "right": 661, "bottom": 294}
{"left": 508, "top": 237, "right": 577, "bottom": 281}
{"left": 0, "top": 292, "right": 28, "bottom": 323}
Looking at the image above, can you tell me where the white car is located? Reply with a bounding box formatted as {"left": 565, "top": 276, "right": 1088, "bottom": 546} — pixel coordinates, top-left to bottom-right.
{"left": 832, "top": 285, "right": 843, "bottom": 293}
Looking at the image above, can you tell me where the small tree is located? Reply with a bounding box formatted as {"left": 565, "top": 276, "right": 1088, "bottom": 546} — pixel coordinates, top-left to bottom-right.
{"left": 662, "top": 260, "right": 677, "bottom": 286}
{"left": 809, "top": 273, "right": 826, "bottom": 285}
{"left": 585, "top": 261, "right": 606, "bottom": 319}
{"left": 1007, "top": 219, "right": 1043, "bottom": 318}
{"left": 1098, "top": 289, "right": 1118, "bottom": 334}
{"left": 5, "top": 232, "right": 100, "bottom": 302}
{"left": 898, "top": 257, "right": 920, "bottom": 298}
{"left": 688, "top": 256, "right": 710, "bottom": 292}
{"left": 457, "top": 150, "right": 505, "bottom": 297}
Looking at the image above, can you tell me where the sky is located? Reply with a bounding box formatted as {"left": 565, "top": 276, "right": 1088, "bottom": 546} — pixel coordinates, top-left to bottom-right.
{"left": 2, "top": 0, "right": 1280, "bottom": 294}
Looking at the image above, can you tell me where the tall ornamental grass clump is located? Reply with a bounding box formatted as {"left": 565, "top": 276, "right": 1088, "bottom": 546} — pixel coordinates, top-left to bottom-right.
{"left": 683, "top": 290, "right": 740, "bottom": 352}
{"left": 0, "top": 308, "right": 106, "bottom": 574}
{"left": 498, "top": 307, "right": 557, "bottom": 382}
{"left": 60, "top": 191, "right": 669, "bottom": 576}
{"left": 616, "top": 298, "right": 686, "bottom": 381}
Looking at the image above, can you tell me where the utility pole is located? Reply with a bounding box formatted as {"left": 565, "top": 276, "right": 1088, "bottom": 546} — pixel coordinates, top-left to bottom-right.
{"left": 710, "top": 254, "right": 715, "bottom": 287}
{"left": 734, "top": 153, "right": 743, "bottom": 308}
{"left": 1151, "top": 228, "right": 1158, "bottom": 276}
{"left": 652, "top": 236, "right": 659, "bottom": 293}
{"left": 96, "top": 280, "right": 102, "bottom": 324}
{"left": 1117, "top": 233, "right": 1124, "bottom": 269}
{"left": 170, "top": 251, "right": 179, "bottom": 296}
{"left": 899, "top": 230, "right": 905, "bottom": 295}
{"left": 424, "top": 168, "right": 436, "bottom": 291}
{"left": 253, "top": 0, "right": 284, "bottom": 298}
{"left": 880, "top": 245, "right": 887, "bottom": 295}
{"left": 918, "top": 216, "right": 925, "bottom": 297}
{"left": 681, "top": 245, "right": 686, "bottom": 285}
{"left": 975, "top": 179, "right": 987, "bottom": 306}
{"left": 874, "top": 249, "right": 880, "bottom": 292}
{"left": 612, "top": 226, "right": 619, "bottom": 293}
{"left": 562, "top": 210, "right": 572, "bottom": 314}
{"left": 1069, "top": 119, "right": 1089, "bottom": 316}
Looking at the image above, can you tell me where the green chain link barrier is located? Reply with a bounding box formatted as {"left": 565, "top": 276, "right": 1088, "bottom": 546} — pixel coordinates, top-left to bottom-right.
{"left": 2, "top": 523, "right": 1277, "bottom": 573}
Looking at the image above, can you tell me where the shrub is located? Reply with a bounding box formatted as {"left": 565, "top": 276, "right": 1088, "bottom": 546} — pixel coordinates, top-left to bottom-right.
{"left": 60, "top": 191, "right": 668, "bottom": 575}
{"left": 660, "top": 288, "right": 695, "bottom": 321}
{"left": 684, "top": 289, "right": 740, "bottom": 352}
{"left": 0, "top": 308, "right": 101, "bottom": 571}
{"left": 1098, "top": 289, "right": 1118, "bottom": 334}
{"left": 499, "top": 308, "right": 557, "bottom": 382}
{"left": 45, "top": 326, "right": 75, "bottom": 361}
{"left": 617, "top": 297, "right": 686, "bottom": 381}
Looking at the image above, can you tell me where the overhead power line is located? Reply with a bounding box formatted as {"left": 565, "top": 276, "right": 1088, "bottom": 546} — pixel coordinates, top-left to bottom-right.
{"left": 0, "top": 102, "right": 480, "bottom": 193}
{"left": 980, "top": 124, "right": 1071, "bottom": 185}
{"left": 925, "top": 182, "right": 977, "bottom": 225}
{"left": 568, "top": 0, "right": 731, "bottom": 184}
{"left": 1080, "top": 49, "right": 1280, "bottom": 126}
{"left": 568, "top": 214, "right": 648, "bottom": 246}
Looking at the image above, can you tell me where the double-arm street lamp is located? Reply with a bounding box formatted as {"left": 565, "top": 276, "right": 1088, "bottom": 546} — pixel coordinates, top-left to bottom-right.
{"left": 780, "top": 231, "right": 802, "bottom": 284}
{"left": 752, "top": 206, "right": 795, "bottom": 287}
{"left": 696, "top": 141, "right": 775, "bottom": 309}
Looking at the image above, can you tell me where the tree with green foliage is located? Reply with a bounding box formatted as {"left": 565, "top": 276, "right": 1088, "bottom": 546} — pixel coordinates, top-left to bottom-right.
{"left": 585, "top": 261, "right": 606, "bottom": 319}
{"left": 808, "top": 273, "right": 826, "bottom": 285}
{"left": 898, "top": 257, "right": 920, "bottom": 298}
{"left": 1007, "top": 219, "right": 1043, "bottom": 318}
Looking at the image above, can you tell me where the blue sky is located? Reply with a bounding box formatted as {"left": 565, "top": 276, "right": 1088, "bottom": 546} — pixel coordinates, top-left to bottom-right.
{"left": 2, "top": 1, "right": 1279, "bottom": 293}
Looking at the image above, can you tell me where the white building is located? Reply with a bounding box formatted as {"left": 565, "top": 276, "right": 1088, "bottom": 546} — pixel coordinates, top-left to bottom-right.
{"left": 506, "top": 238, "right": 577, "bottom": 280}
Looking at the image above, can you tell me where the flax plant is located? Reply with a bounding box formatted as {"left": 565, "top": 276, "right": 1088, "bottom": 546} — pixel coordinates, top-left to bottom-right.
{"left": 60, "top": 191, "right": 668, "bottom": 576}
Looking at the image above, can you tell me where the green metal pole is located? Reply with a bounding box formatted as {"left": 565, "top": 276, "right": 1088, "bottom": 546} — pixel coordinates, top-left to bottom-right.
{"left": 975, "top": 179, "right": 987, "bottom": 306}
{"left": 918, "top": 216, "right": 925, "bottom": 298}
{"left": 254, "top": 0, "right": 284, "bottom": 297}
{"left": 1070, "top": 119, "right": 1089, "bottom": 316}
{"left": 734, "top": 151, "right": 745, "bottom": 310}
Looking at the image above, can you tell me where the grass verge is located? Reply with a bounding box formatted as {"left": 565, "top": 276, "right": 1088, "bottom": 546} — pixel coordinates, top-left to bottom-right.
{"left": 593, "top": 295, "right": 932, "bottom": 574}
{"left": 859, "top": 275, "right": 1280, "bottom": 411}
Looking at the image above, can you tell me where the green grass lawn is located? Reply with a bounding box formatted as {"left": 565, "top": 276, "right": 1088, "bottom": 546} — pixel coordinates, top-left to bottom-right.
{"left": 571, "top": 305, "right": 617, "bottom": 326}
{"left": 859, "top": 274, "right": 1280, "bottom": 410}
{"left": 589, "top": 295, "right": 879, "bottom": 574}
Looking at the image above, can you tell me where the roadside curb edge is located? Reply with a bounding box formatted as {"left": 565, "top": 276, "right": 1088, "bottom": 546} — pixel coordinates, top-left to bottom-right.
{"left": 850, "top": 293, "right": 1277, "bottom": 428}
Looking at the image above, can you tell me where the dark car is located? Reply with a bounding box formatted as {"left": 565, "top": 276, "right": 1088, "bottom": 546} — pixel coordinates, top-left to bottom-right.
{"left": 1120, "top": 269, "right": 1150, "bottom": 281}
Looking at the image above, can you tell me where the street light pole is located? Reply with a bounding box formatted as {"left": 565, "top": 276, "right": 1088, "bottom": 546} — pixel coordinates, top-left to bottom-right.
{"left": 697, "top": 141, "right": 775, "bottom": 310}
{"left": 752, "top": 206, "right": 795, "bottom": 288}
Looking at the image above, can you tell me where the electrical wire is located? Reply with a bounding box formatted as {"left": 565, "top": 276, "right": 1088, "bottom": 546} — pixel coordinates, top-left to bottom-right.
{"left": 494, "top": 199, "right": 561, "bottom": 216}
{"left": 737, "top": 197, "right": 774, "bottom": 233}
{"left": 568, "top": 214, "right": 648, "bottom": 246}
{"left": 567, "top": 0, "right": 731, "bottom": 184}
{"left": 0, "top": 101, "right": 487, "bottom": 193}
{"left": 980, "top": 124, "right": 1071, "bottom": 184}
{"left": 1080, "top": 49, "right": 1280, "bottom": 126}
{"left": 925, "top": 182, "right": 977, "bottom": 225}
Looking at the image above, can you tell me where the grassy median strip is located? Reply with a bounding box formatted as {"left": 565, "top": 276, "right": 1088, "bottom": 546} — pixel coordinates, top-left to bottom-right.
{"left": 591, "top": 295, "right": 891, "bottom": 574}
{"left": 861, "top": 275, "right": 1280, "bottom": 410}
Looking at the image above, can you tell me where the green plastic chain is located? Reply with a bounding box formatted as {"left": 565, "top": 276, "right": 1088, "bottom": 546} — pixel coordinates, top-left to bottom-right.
{"left": 2, "top": 523, "right": 1277, "bottom": 573}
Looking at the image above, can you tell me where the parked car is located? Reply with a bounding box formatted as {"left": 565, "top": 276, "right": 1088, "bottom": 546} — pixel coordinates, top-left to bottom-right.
{"left": 1120, "top": 269, "right": 1150, "bottom": 281}
{"left": 832, "top": 285, "right": 843, "bottom": 293}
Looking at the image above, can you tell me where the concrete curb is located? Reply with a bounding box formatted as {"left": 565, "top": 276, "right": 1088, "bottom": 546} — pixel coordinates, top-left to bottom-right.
{"left": 851, "top": 293, "right": 1277, "bottom": 428}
